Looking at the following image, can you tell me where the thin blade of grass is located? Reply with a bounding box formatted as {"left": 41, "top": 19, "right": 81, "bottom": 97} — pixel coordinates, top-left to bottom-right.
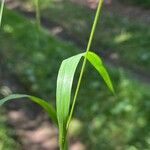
{"left": 0, "top": 0, "right": 5, "bottom": 27}
{"left": 56, "top": 53, "right": 83, "bottom": 148}
{"left": 86, "top": 51, "right": 114, "bottom": 93}
{"left": 0, "top": 94, "right": 57, "bottom": 124}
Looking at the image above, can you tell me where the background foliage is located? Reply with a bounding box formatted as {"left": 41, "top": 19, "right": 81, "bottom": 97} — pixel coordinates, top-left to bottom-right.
{"left": 0, "top": 110, "right": 19, "bottom": 150}
{"left": 0, "top": 0, "right": 150, "bottom": 149}
{"left": 120, "top": 0, "right": 150, "bottom": 8}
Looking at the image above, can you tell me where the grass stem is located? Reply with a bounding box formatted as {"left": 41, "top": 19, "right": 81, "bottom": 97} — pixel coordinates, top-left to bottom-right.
{"left": 67, "top": 0, "right": 104, "bottom": 129}
{"left": 35, "top": 0, "right": 41, "bottom": 28}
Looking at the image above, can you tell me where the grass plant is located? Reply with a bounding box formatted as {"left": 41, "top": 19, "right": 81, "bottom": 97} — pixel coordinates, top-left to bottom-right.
{"left": 0, "top": 0, "right": 114, "bottom": 149}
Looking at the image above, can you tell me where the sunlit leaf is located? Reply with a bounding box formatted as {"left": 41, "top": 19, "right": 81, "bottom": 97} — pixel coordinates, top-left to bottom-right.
{"left": 56, "top": 51, "right": 114, "bottom": 148}
{"left": 35, "top": 0, "right": 41, "bottom": 27}
{"left": 0, "top": 0, "right": 5, "bottom": 27}
{"left": 0, "top": 94, "right": 57, "bottom": 124}
{"left": 56, "top": 53, "right": 83, "bottom": 148}
{"left": 86, "top": 51, "right": 114, "bottom": 93}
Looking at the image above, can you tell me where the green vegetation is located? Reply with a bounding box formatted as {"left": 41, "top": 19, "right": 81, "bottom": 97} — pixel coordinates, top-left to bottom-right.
{"left": 0, "top": 109, "right": 19, "bottom": 150}
{"left": 11, "top": 0, "right": 150, "bottom": 74}
{"left": 120, "top": 0, "right": 150, "bottom": 8}
{"left": 0, "top": 9, "right": 78, "bottom": 99}
{"left": 77, "top": 67, "right": 150, "bottom": 150}
{"left": 0, "top": 1, "right": 150, "bottom": 150}
{"left": 42, "top": 1, "right": 150, "bottom": 74}
{"left": 1, "top": 1, "right": 114, "bottom": 149}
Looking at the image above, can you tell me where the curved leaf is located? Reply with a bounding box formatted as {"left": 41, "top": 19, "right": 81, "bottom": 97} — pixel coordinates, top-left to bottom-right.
{"left": 56, "top": 51, "right": 114, "bottom": 148}
{"left": 56, "top": 53, "right": 83, "bottom": 147}
{"left": 0, "top": 94, "right": 57, "bottom": 124}
{"left": 86, "top": 51, "right": 114, "bottom": 93}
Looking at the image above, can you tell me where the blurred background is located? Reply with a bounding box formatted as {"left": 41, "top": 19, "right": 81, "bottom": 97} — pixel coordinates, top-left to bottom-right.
{"left": 0, "top": 0, "right": 150, "bottom": 150}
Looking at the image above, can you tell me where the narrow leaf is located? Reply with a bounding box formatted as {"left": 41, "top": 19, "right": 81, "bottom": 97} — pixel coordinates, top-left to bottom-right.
{"left": 86, "top": 51, "right": 114, "bottom": 93}
{"left": 56, "top": 53, "right": 83, "bottom": 148}
{"left": 0, "top": 0, "right": 5, "bottom": 27}
{"left": 0, "top": 94, "right": 57, "bottom": 124}
{"left": 56, "top": 51, "right": 114, "bottom": 148}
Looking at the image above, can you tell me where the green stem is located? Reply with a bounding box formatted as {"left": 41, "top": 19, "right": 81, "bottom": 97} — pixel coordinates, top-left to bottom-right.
{"left": 67, "top": 0, "right": 104, "bottom": 129}
{"left": 35, "top": 0, "right": 40, "bottom": 49}
{"left": 35, "top": 0, "right": 41, "bottom": 28}
{"left": 0, "top": 0, "right": 5, "bottom": 27}
{"left": 64, "top": 139, "right": 68, "bottom": 150}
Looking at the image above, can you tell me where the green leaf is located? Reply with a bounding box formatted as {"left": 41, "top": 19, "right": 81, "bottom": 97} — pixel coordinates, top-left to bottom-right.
{"left": 86, "top": 51, "right": 114, "bottom": 93}
{"left": 0, "top": 94, "right": 57, "bottom": 124}
{"left": 0, "top": 0, "right": 5, "bottom": 27}
{"left": 56, "top": 51, "right": 114, "bottom": 148}
{"left": 56, "top": 53, "right": 83, "bottom": 148}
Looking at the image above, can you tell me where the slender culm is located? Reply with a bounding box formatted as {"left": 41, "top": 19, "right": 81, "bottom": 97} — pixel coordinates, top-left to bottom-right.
{"left": 67, "top": 0, "right": 104, "bottom": 129}
{"left": 35, "top": 0, "right": 41, "bottom": 28}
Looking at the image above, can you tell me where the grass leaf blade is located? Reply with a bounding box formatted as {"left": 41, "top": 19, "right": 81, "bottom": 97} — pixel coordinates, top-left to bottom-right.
{"left": 86, "top": 51, "right": 114, "bottom": 93}
{"left": 56, "top": 53, "right": 83, "bottom": 148}
{"left": 0, "top": 94, "right": 57, "bottom": 124}
{"left": 56, "top": 50, "right": 113, "bottom": 148}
